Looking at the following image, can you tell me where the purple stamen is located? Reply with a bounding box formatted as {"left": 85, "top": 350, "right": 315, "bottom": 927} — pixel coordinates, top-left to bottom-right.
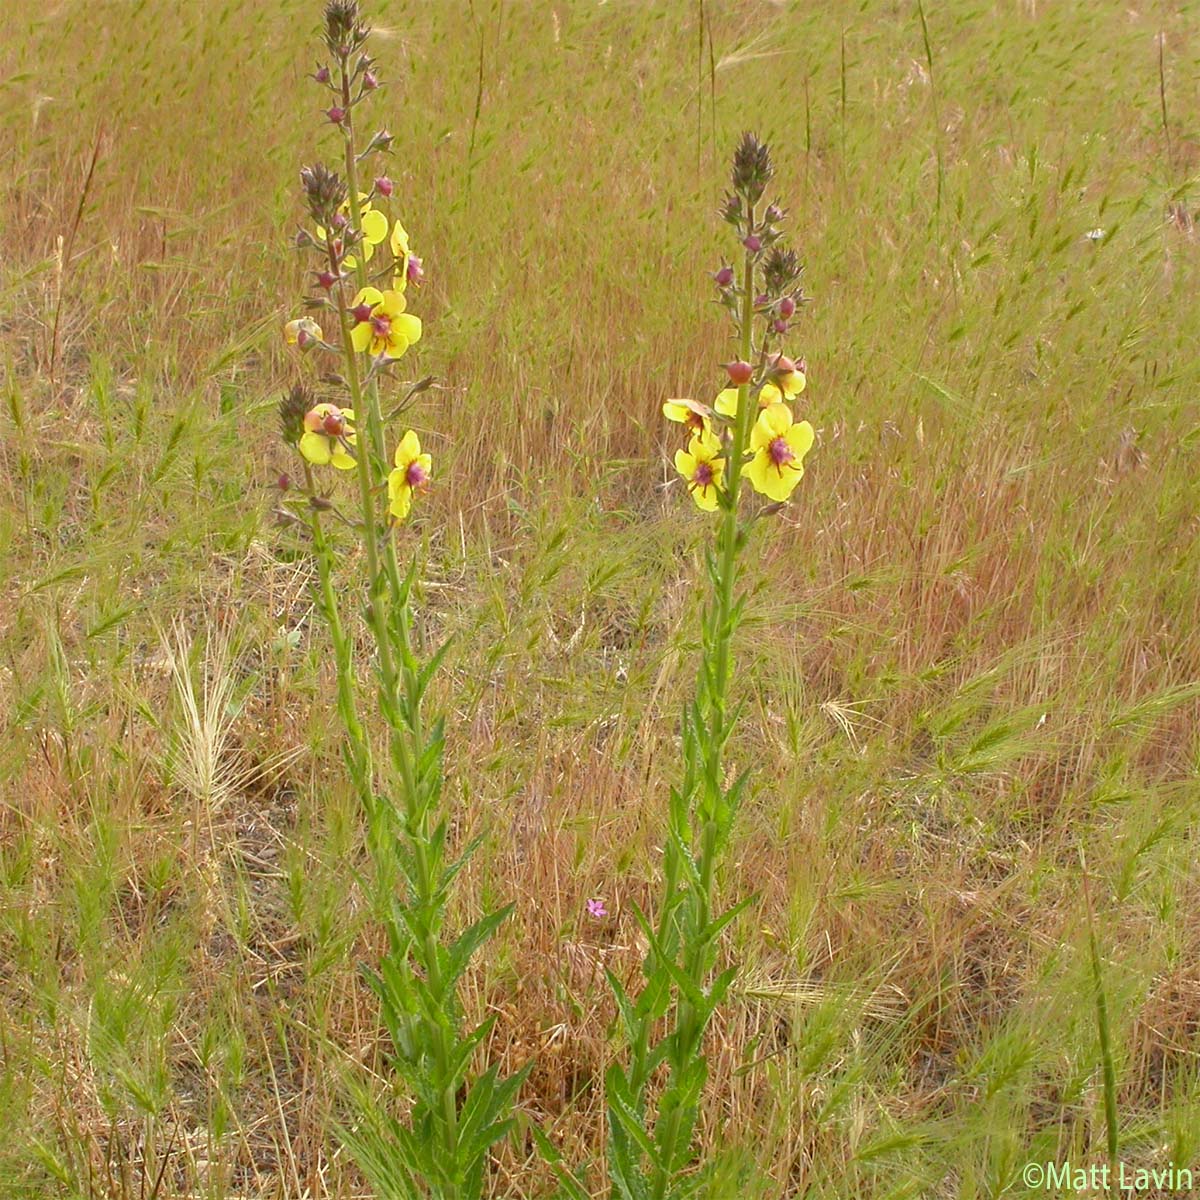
{"left": 406, "top": 461, "right": 428, "bottom": 488}
{"left": 694, "top": 462, "right": 714, "bottom": 488}
{"left": 768, "top": 437, "right": 794, "bottom": 470}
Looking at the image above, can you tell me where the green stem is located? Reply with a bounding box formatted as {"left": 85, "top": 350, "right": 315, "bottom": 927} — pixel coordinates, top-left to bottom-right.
{"left": 650, "top": 207, "right": 757, "bottom": 1200}
{"left": 337, "top": 54, "right": 460, "bottom": 1190}
{"left": 305, "top": 466, "right": 373, "bottom": 800}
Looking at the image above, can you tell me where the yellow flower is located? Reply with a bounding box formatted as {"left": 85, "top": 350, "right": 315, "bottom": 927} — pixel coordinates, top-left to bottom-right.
{"left": 284, "top": 317, "right": 323, "bottom": 349}
{"left": 390, "top": 220, "right": 412, "bottom": 291}
{"left": 299, "top": 403, "right": 357, "bottom": 470}
{"left": 674, "top": 430, "right": 725, "bottom": 512}
{"left": 713, "top": 387, "right": 741, "bottom": 418}
{"left": 317, "top": 195, "right": 389, "bottom": 267}
{"left": 745, "top": 403, "right": 814, "bottom": 502}
{"left": 387, "top": 430, "right": 432, "bottom": 521}
{"left": 349, "top": 287, "right": 422, "bottom": 359}
{"left": 770, "top": 354, "right": 806, "bottom": 401}
{"left": 662, "top": 397, "right": 713, "bottom": 439}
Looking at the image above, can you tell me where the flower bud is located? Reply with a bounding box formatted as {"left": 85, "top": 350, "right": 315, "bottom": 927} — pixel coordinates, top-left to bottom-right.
{"left": 278, "top": 473, "right": 292, "bottom": 491}
{"left": 363, "top": 70, "right": 378, "bottom": 90}
{"left": 332, "top": 212, "right": 349, "bottom": 230}
{"left": 765, "top": 204, "right": 783, "bottom": 222}
{"left": 726, "top": 360, "right": 753, "bottom": 385}
{"left": 406, "top": 255, "right": 424, "bottom": 286}
{"left": 743, "top": 234, "right": 762, "bottom": 253}
{"left": 314, "top": 65, "right": 331, "bottom": 84}
{"left": 731, "top": 131, "right": 773, "bottom": 203}
{"left": 351, "top": 302, "right": 373, "bottom": 323}
{"left": 714, "top": 265, "right": 734, "bottom": 287}
{"left": 297, "top": 329, "right": 314, "bottom": 349}
{"left": 374, "top": 175, "right": 394, "bottom": 197}
{"left": 322, "top": 411, "right": 346, "bottom": 437}
{"left": 327, "top": 106, "right": 346, "bottom": 125}
{"left": 779, "top": 296, "right": 796, "bottom": 318}
{"left": 316, "top": 270, "right": 337, "bottom": 290}
{"left": 773, "top": 319, "right": 788, "bottom": 334}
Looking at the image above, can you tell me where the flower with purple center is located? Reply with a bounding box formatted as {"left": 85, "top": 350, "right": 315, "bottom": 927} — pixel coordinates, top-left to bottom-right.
{"left": 745, "top": 403, "right": 814, "bottom": 502}
{"left": 349, "top": 286, "right": 422, "bottom": 359}
{"left": 674, "top": 430, "right": 725, "bottom": 512}
{"left": 586, "top": 899, "right": 608, "bottom": 919}
{"left": 387, "top": 430, "right": 432, "bottom": 522}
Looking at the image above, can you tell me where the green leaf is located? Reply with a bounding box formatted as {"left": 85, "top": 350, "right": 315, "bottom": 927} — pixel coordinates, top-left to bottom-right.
{"left": 447, "top": 903, "right": 515, "bottom": 989}
{"left": 529, "top": 1126, "right": 593, "bottom": 1200}
{"left": 605, "top": 1064, "right": 657, "bottom": 1162}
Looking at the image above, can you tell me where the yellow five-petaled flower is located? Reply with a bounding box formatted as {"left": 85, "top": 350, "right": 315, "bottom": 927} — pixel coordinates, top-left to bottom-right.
{"left": 388, "top": 430, "right": 432, "bottom": 521}
{"left": 674, "top": 430, "right": 725, "bottom": 511}
{"left": 350, "top": 287, "right": 423, "bottom": 360}
{"left": 299, "top": 403, "right": 357, "bottom": 470}
{"left": 745, "top": 403, "right": 814, "bottom": 502}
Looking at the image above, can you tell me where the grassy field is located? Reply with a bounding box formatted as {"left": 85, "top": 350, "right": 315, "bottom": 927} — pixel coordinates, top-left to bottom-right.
{"left": 3, "top": 0, "right": 1200, "bottom": 1195}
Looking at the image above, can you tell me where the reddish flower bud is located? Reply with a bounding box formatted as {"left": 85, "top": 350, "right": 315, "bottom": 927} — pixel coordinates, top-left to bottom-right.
{"left": 765, "top": 204, "right": 783, "bottom": 222}
{"left": 714, "top": 265, "right": 734, "bottom": 287}
{"left": 327, "top": 106, "right": 346, "bottom": 125}
{"left": 278, "top": 473, "right": 292, "bottom": 491}
{"left": 331, "top": 212, "right": 348, "bottom": 229}
{"left": 314, "top": 66, "right": 331, "bottom": 84}
{"left": 772, "top": 354, "right": 797, "bottom": 374}
{"left": 363, "top": 71, "right": 378, "bottom": 90}
{"left": 406, "top": 255, "right": 424, "bottom": 286}
{"left": 773, "top": 318, "right": 788, "bottom": 334}
{"left": 330, "top": 238, "right": 343, "bottom": 258}
{"left": 296, "top": 329, "right": 314, "bottom": 349}
{"left": 352, "top": 302, "right": 373, "bottom": 323}
{"left": 322, "top": 411, "right": 346, "bottom": 437}
{"left": 743, "top": 234, "right": 762, "bottom": 252}
{"left": 726, "top": 360, "right": 753, "bottom": 385}
{"left": 779, "top": 296, "right": 796, "bottom": 318}
{"left": 316, "top": 270, "right": 337, "bottom": 290}
{"left": 374, "top": 175, "right": 394, "bottom": 197}
{"left": 755, "top": 293, "right": 769, "bottom": 306}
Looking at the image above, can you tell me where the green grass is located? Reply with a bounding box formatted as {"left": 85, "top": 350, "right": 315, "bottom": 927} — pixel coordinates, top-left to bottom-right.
{"left": 2, "top": 0, "right": 1199, "bottom": 1195}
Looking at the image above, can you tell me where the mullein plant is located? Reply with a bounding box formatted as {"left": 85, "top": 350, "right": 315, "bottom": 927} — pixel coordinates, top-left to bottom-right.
{"left": 277, "top": 5, "right": 525, "bottom": 1196}
{"left": 541, "top": 135, "right": 814, "bottom": 1199}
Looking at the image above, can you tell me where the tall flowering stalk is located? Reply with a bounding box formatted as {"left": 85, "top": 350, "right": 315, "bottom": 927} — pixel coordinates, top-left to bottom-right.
{"left": 278, "top": 5, "right": 524, "bottom": 1197}
{"left": 548, "top": 135, "right": 814, "bottom": 1198}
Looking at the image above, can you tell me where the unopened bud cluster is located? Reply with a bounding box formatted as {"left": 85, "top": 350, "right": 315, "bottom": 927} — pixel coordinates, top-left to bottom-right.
{"left": 713, "top": 132, "right": 805, "bottom": 339}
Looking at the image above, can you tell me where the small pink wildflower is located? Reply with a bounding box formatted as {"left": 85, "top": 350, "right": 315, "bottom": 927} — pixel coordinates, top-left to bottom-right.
{"left": 586, "top": 898, "right": 608, "bottom": 919}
